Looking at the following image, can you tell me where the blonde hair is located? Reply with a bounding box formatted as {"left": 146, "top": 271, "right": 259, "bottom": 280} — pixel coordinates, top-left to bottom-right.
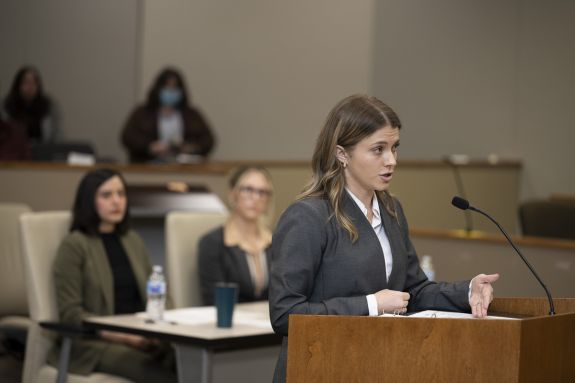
{"left": 228, "top": 165, "right": 274, "bottom": 227}
{"left": 299, "top": 94, "right": 402, "bottom": 242}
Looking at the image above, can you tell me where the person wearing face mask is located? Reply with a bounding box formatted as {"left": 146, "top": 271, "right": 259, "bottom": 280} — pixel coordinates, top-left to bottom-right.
{"left": 121, "top": 67, "right": 215, "bottom": 163}
{"left": 198, "top": 166, "right": 274, "bottom": 305}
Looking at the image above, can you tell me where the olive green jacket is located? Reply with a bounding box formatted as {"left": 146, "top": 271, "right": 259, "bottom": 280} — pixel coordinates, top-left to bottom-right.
{"left": 49, "top": 230, "right": 152, "bottom": 375}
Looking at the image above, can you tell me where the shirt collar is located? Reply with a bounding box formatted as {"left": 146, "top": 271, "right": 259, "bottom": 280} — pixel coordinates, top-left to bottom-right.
{"left": 345, "top": 188, "right": 381, "bottom": 225}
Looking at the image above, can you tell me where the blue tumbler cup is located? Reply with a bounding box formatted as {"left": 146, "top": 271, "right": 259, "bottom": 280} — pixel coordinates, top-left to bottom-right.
{"left": 214, "top": 282, "right": 238, "bottom": 328}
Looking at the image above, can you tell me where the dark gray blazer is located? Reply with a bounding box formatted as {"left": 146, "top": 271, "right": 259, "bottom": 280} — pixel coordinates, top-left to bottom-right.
{"left": 269, "top": 194, "right": 471, "bottom": 382}
{"left": 198, "top": 227, "right": 271, "bottom": 305}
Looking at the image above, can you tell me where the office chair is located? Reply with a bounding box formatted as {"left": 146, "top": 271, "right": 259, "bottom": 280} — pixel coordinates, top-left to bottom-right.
{"left": 0, "top": 203, "right": 32, "bottom": 354}
{"left": 519, "top": 200, "right": 575, "bottom": 240}
{"left": 165, "top": 211, "right": 228, "bottom": 308}
{"left": 19, "top": 211, "right": 131, "bottom": 383}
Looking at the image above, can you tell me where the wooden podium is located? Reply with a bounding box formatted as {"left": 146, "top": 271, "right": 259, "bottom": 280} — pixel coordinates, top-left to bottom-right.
{"left": 287, "top": 298, "right": 575, "bottom": 382}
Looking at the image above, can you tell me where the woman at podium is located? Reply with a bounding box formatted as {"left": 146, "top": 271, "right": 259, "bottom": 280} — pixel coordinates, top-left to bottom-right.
{"left": 269, "top": 94, "right": 499, "bottom": 382}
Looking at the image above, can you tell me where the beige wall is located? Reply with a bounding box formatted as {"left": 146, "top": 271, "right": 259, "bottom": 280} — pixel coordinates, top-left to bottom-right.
{"left": 513, "top": 0, "right": 575, "bottom": 199}
{"left": 140, "top": 0, "right": 375, "bottom": 161}
{"left": 0, "top": 0, "right": 140, "bottom": 161}
{"left": 1, "top": 1, "right": 574, "bottom": 201}
{"left": 374, "top": 0, "right": 575, "bottom": 199}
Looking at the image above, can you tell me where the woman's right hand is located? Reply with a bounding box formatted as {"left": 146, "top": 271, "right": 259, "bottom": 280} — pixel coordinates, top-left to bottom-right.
{"left": 374, "top": 289, "right": 410, "bottom": 315}
{"left": 99, "top": 330, "right": 158, "bottom": 351}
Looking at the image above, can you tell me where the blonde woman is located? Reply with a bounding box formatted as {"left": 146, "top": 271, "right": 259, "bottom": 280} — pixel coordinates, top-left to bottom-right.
{"left": 198, "top": 166, "right": 274, "bottom": 305}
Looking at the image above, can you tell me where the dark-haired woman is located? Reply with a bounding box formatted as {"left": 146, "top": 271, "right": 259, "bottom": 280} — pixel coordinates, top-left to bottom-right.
{"left": 198, "top": 166, "right": 273, "bottom": 305}
{"left": 121, "top": 67, "right": 215, "bottom": 163}
{"left": 3, "top": 66, "right": 58, "bottom": 143}
{"left": 51, "top": 168, "right": 176, "bottom": 382}
{"left": 269, "top": 95, "right": 500, "bottom": 382}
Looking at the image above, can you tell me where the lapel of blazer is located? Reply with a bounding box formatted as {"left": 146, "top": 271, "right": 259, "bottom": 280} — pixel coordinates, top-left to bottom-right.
{"left": 88, "top": 235, "right": 115, "bottom": 314}
{"left": 120, "top": 233, "right": 148, "bottom": 304}
{"left": 342, "top": 193, "right": 389, "bottom": 287}
{"left": 378, "top": 198, "right": 405, "bottom": 289}
{"left": 229, "top": 245, "right": 255, "bottom": 296}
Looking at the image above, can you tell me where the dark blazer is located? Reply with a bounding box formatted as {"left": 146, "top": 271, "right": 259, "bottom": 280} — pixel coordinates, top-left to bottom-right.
{"left": 121, "top": 105, "right": 215, "bottom": 162}
{"left": 269, "top": 194, "right": 471, "bottom": 382}
{"left": 198, "top": 227, "right": 271, "bottom": 305}
{"left": 50, "top": 230, "right": 153, "bottom": 375}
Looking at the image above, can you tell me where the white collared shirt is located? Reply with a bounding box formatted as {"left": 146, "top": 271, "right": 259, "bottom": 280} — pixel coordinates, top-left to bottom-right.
{"left": 158, "top": 111, "right": 184, "bottom": 145}
{"left": 346, "top": 189, "right": 393, "bottom": 316}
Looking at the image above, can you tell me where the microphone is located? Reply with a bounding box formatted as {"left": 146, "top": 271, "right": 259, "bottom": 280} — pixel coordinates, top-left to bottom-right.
{"left": 451, "top": 196, "right": 555, "bottom": 316}
{"left": 443, "top": 156, "right": 473, "bottom": 233}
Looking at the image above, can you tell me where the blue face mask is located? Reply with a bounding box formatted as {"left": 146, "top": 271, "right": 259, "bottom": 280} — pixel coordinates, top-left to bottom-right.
{"left": 159, "top": 88, "right": 182, "bottom": 106}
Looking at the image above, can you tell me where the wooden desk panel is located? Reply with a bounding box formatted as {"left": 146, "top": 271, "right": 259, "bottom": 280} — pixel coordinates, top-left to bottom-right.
{"left": 410, "top": 228, "right": 575, "bottom": 298}
{"left": 0, "top": 159, "right": 521, "bottom": 233}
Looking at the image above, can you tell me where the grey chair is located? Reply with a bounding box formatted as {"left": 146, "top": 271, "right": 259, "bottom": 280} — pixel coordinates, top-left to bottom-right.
{"left": 0, "top": 203, "right": 32, "bottom": 344}
{"left": 19, "top": 211, "right": 132, "bottom": 383}
{"left": 165, "top": 211, "right": 228, "bottom": 308}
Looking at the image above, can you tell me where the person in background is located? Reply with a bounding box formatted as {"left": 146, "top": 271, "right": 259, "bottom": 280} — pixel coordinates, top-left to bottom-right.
{"left": 121, "top": 67, "right": 215, "bottom": 163}
{"left": 198, "top": 166, "right": 274, "bottom": 305}
{"left": 3, "top": 66, "right": 58, "bottom": 143}
{"left": 0, "top": 118, "right": 30, "bottom": 160}
{"left": 51, "top": 168, "right": 175, "bottom": 383}
{"left": 269, "top": 94, "right": 499, "bottom": 382}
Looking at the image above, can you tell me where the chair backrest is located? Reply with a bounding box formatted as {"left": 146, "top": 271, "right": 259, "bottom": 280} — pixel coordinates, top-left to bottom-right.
{"left": 20, "top": 211, "right": 134, "bottom": 383}
{"left": 519, "top": 200, "right": 575, "bottom": 240}
{"left": 19, "top": 211, "right": 70, "bottom": 383}
{"left": 20, "top": 211, "right": 71, "bottom": 322}
{"left": 165, "top": 211, "right": 228, "bottom": 308}
{"left": 0, "top": 203, "right": 31, "bottom": 318}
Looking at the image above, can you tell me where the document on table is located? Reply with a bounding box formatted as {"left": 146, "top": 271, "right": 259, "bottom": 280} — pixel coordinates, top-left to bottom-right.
{"left": 136, "top": 306, "right": 273, "bottom": 328}
{"left": 380, "top": 310, "right": 519, "bottom": 320}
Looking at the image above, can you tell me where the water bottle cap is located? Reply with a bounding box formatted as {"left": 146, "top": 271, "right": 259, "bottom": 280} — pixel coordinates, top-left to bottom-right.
{"left": 153, "top": 265, "right": 163, "bottom": 272}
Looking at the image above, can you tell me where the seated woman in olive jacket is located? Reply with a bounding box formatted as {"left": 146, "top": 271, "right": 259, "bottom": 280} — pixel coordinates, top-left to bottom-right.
{"left": 198, "top": 166, "right": 274, "bottom": 305}
{"left": 51, "top": 168, "right": 175, "bottom": 383}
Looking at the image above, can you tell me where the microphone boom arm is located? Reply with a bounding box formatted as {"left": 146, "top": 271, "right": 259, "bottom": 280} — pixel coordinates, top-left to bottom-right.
{"left": 469, "top": 206, "right": 555, "bottom": 315}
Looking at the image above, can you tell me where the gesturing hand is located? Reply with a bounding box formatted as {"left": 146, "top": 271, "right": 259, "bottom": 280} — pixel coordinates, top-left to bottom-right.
{"left": 469, "top": 273, "right": 500, "bottom": 318}
{"left": 99, "top": 330, "right": 159, "bottom": 352}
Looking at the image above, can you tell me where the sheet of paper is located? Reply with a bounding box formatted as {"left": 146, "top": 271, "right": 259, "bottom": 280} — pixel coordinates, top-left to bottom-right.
{"left": 380, "top": 310, "right": 519, "bottom": 320}
{"left": 136, "top": 306, "right": 273, "bottom": 328}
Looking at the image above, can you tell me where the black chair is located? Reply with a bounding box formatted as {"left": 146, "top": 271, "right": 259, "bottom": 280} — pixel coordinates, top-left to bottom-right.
{"left": 30, "top": 142, "right": 95, "bottom": 162}
{"left": 519, "top": 200, "right": 575, "bottom": 240}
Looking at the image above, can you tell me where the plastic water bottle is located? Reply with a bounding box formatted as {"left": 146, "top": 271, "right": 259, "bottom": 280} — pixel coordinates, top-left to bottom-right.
{"left": 420, "top": 255, "right": 435, "bottom": 281}
{"left": 146, "top": 265, "right": 166, "bottom": 321}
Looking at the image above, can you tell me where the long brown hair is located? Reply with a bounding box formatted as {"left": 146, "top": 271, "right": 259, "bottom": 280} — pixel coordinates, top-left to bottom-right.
{"left": 299, "top": 94, "right": 402, "bottom": 242}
